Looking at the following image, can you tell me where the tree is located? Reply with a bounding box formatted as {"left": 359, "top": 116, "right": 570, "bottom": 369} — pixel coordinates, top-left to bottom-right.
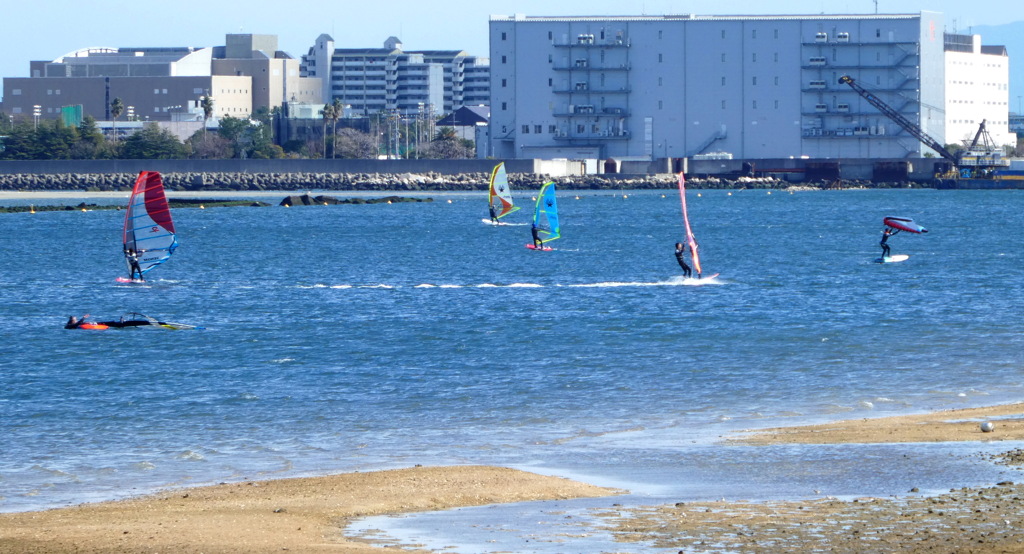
{"left": 186, "top": 129, "right": 232, "bottom": 158}
{"left": 120, "top": 123, "right": 187, "bottom": 159}
{"left": 200, "top": 93, "right": 214, "bottom": 139}
{"left": 333, "top": 128, "right": 377, "bottom": 158}
{"left": 110, "top": 97, "right": 124, "bottom": 141}
{"left": 330, "top": 98, "right": 343, "bottom": 158}
{"left": 320, "top": 103, "right": 335, "bottom": 158}
{"left": 419, "top": 126, "right": 474, "bottom": 159}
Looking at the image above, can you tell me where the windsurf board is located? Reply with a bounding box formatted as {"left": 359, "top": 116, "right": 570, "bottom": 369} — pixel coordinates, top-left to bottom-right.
{"left": 874, "top": 254, "right": 909, "bottom": 264}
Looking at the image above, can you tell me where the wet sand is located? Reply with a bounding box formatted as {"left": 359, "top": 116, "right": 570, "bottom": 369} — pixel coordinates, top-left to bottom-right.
{"left": 4, "top": 404, "right": 1024, "bottom": 553}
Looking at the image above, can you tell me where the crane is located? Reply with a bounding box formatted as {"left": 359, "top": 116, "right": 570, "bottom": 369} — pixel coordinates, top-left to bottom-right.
{"left": 837, "top": 75, "right": 958, "bottom": 163}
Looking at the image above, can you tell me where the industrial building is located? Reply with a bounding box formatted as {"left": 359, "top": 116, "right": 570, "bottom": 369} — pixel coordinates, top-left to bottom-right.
{"left": 486, "top": 12, "right": 1013, "bottom": 161}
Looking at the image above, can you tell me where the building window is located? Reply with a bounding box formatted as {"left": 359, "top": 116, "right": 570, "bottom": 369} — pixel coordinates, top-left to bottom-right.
{"left": 535, "top": 125, "right": 542, "bottom": 133}
{"left": 11, "top": 89, "right": 21, "bottom": 95}
{"left": 548, "top": 78, "right": 553, "bottom": 86}
{"left": 501, "top": 102, "right": 507, "bottom": 110}
{"left": 501, "top": 78, "right": 507, "bottom": 87}
{"left": 548, "top": 54, "right": 553, "bottom": 63}
{"left": 752, "top": 53, "right": 757, "bottom": 62}
{"left": 522, "top": 125, "right": 529, "bottom": 134}
{"left": 753, "top": 100, "right": 757, "bottom": 109}
{"left": 658, "top": 53, "right": 663, "bottom": 63}
{"left": 721, "top": 53, "right": 726, "bottom": 62}
{"left": 154, "top": 89, "right": 160, "bottom": 94}
{"left": 774, "top": 76, "right": 779, "bottom": 85}
{"left": 548, "top": 31, "right": 552, "bottom": 40}
{"left": 752, "top": 29, "right": 757, "bottom": 39}
{"left": 721, "top": 76, "right": 726, "bottom": 86}
{"left": 501, "top": 32, "right": 507, "bottom": 40}
{"left": 658, "top": 76, "right": 663, "bottom": 86}
{"left": 774, "top": 100, "right": 779, "bottom": 109}
{"left": 774, "top": 29, "right": 779, "bottom": 39}
{"left": 721, "top": 100, "right": 726, "bottom": 109}
{"left": 658, "top": 30, "right": 663, "bottom": 39}
{"left": 774, "top": 53, "right": 778, "bottom": 62}
{"left": 549, "top": 124, "right": 556, "bottom": 133}
{"left": 501, "top": 55, "right": 507, "bottom": 63}
{"left": 876, "top": 29, "right": 881, "bottom": 38}
{"left": 721, "top": 30, "right": 726, "bottom": 39}
{"left": 752, "top": 76, "right": 757, "bottom": 85}
{"left": 658, "top": 100, "right": 663, "bottom": 110}
{"left": 576, "top": 124, "right": 585, "bottom": 133}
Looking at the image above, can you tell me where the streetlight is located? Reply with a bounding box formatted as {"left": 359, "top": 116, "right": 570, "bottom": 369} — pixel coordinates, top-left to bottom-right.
{"left": 32, "top": 105, "right": 41, "bottom": 130}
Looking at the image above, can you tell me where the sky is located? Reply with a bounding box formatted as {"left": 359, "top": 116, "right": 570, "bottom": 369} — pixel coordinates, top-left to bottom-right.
{"left": 0, "top": 0, "right": 1018, "bottom": 97}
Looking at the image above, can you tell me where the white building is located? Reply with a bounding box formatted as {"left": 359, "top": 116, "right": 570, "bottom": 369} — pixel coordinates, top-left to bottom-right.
{"left": 488, "top": 12, "right": 1011, "bottom": 161}
{"left": 943, "top": 33, "right": 1014, "bottom": 147}
{"left": 301, "top": 35, "right": 489, "bottom": 116}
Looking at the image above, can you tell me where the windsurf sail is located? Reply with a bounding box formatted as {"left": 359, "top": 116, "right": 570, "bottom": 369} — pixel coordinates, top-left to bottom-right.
{"left": 122, "top": 171, "right": 178, "bottom": 276}
{"left": 532, "top": 181, "right": 560, "bottom": 244}
{"left": 883, "top": 216, "right": 928, "bottom": 234}
{"left": 677, "top": 172, "right": 703, "bottom": 276}
{"left": 488, "top": 162, "right": 520, "bottom": 219}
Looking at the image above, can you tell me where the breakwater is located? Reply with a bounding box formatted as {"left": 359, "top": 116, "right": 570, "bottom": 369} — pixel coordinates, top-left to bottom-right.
{"left": 0, "top": 171, "right": 790, "bottom": 192}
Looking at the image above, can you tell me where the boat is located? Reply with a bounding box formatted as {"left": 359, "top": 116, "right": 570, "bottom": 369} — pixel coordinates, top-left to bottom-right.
{"left": 487, "top": 162, "right": 520, "bottom": 222}
{"left": 122, "top": 171, "right": 177, "bottom": 279}
{"left": 678, "top": 172, "right": 711, "bottom": 279}
{"left": 527, "top": 181, "right": 560, "bottom": 250}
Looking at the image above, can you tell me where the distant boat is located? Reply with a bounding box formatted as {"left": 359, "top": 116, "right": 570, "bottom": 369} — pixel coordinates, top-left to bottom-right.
{"left": 527, "top": 181, "right": 560, "bottom": 250}
{"left": 487, "top": 162, "right": 520, "bottom": 222}
{"left": 122, "top": 171, "right": 177, "bottom": 279}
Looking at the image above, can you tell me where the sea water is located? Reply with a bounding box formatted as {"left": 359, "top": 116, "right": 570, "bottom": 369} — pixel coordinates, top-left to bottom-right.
{"left": 1, "top": 189, "right": 1023, "bottom": 532}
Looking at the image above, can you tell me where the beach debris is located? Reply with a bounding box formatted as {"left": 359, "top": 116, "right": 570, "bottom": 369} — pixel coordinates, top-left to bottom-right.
{"left": 981, "top": 421, "right": 995, "bottom": 433}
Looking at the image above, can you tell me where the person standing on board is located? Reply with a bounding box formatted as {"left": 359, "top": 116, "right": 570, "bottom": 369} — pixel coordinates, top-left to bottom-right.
{"left": 531, "top": 223, "right": 544, "bottom": 249}
{"left": 674, "top": 242, "right": 692, "bottom": 278}
{"left": 880, "top": 227, "right": 900, "bottom": 259}
{"left": 125, "top": 248, "right": 145, "bottom": 281}
{"left": 489, "top": 204, "right": 499, "bottom": 224}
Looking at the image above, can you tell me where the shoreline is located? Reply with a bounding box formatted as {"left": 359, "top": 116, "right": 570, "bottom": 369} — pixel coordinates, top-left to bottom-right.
{"left": 3, "top": 404, "right": 1024, "bottom": 552}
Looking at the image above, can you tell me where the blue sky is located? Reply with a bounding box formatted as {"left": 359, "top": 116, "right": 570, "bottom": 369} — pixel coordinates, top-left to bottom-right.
{"left": 0, "top": 0, "right": 1017, "bottom": 95}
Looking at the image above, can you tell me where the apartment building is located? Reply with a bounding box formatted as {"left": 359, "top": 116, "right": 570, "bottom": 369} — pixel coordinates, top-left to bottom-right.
{"left": 488, "top": 12, "right": 1012, "bottom": 161}
{"left": 2, "top": 34, "right": 321, "bottom": 125}
{"left": 301, "top": 35, "right": 489, "bottom": 116}
{"left": 943, "top": 33, "right": 1014, "bottom": 147}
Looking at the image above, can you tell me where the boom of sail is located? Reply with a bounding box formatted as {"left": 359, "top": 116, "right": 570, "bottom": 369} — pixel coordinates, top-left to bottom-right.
{"left": 532, "top": 181, "right": 560, "bottom": 244}
{"left": 678, "top": 172, "right": 703, "bottom": 277}
{"left": 488, "top": 162, "right": 520, "bottom": 219}
{"left": 123, "top": 171, "right": 178, "bottom": 275}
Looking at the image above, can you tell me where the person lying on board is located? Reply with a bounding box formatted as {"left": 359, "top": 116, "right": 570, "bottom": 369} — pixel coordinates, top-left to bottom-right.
{"left": 674, "top": 242, "right": 692, "bottom": 278}
{"left": 64, "top": 314, "right": 90, "bottom": 329}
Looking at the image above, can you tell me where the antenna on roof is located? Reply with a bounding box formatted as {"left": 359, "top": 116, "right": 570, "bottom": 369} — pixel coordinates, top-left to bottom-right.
{"left": 873, "top": 0, "right": 878, "bottom": 14}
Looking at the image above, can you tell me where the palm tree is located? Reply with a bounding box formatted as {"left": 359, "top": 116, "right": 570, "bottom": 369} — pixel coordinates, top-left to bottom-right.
{"left": 321, "top": 103, "right": 335, "bottom": 158}
{"left": 330, "top": 98, "right": 343, "bottom": 158}
{"left": 200, "top": 92, "right": 214, "bottom": 140}
{"left": 110, "top": 97, "right": 124, "bottom": 141}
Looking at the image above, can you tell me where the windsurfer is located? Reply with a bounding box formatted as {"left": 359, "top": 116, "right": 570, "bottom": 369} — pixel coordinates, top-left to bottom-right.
{"left": 674, "top": 242, "right": 692, "bottom": 278}
{"left": 531, "top": 224, "right": 544, "bottom": 249}
{"left": 489, "top": 204, "right": 499, "bottom": 223}
{"left": 64, "top": 314, "right": 90, "bottom": 329}
{"left": 880, "top": 227, "right": 900, "bottom": 259}
{"left": 125, "top": 248, "right": 145, "bottom": 281}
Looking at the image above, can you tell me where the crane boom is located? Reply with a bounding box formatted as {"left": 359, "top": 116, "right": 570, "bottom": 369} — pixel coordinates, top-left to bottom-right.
{"left": 837, "top": 75, "right": 958, "bottom": 163}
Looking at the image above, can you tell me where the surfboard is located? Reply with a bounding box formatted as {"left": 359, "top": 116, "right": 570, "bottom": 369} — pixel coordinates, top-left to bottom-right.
{"left": 874, "top": 254, "right": 909, "bottom": 264}
{"left": 115, "top": 277, "right": 145, "bottom": 283}
{"left": 525, "top": 244, "right": 553, "bottom": 251}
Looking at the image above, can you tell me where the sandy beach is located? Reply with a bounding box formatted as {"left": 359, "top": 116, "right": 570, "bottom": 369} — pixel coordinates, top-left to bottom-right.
{"left": 4, "top": 404, "right": 1024, "bottom": 552}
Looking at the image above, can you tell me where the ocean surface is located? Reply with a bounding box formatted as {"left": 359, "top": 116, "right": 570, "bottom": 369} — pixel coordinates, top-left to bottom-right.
{"left": 2, "top": 187, "right": 1024, "bottom": 550}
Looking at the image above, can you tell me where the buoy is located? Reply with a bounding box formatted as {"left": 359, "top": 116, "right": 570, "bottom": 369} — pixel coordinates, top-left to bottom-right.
{"left": 575, "top": 195, "right": 580, "bottom": 200}
{"left": 697, "top": 193, "right": 702, "bottom": 197}
{"left": 30, "top": 205, "right": 35, "bottom": 214}
{"left": 199, "top": 204, "right": 205, "bottom": 209}
{"left": 447, "top": 199, "right": 452, "bottom": 204}
{"left": 981, "top": 421, "right": 995, "bottom": 433}
{"left": 387, "top": 201, "right": 392, "bottom": 204}
{"left": 623, "top": 194, "right": 628, "bottom": 199}
{"left": 727, "top": 192, "right": 732, "bottom": 196}
{"left": 661, "top": 194, "right": 666, "bottom": 198}
{"left": 767, "top": 191, "right": 772, "bottom": 195}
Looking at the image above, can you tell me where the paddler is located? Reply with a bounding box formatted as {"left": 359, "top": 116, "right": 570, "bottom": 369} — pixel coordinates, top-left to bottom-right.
{"left": 64, "top": 313, "right": 90, "bottom": 329}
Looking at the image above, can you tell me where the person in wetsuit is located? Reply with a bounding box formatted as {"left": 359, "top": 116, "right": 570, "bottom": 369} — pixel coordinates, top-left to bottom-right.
{"left": 531, "top": 224, "right": 544, "bottom": 249}
{"left": 64, "top": 314, "right": 90, "bottom": 329}
{"left": 125, "top": 248, "right": 144, "bottom": 281}
{"left": 674, "top": 242, "right": 692, "bottom": 278}
{"left": 880, "top": 227, "right": 900, "bottom": 259}
{"left": 489, "top": 204, "right": 499, "bottom": 223}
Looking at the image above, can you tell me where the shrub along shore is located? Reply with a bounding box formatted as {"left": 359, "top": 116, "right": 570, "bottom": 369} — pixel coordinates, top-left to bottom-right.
{"left": 0, "top": 171, "right": 890, "bottom": 192}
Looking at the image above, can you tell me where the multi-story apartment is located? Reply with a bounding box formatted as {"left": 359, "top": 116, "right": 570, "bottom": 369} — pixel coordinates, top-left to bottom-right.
{"left": 488, "top": 12, "right": 1012, "bottom": 161}
{"left": 1, "top": 34, "right": 321, "bottom": 125}
{"left": 301, "top": 35, "right": 489, "bottom": 116}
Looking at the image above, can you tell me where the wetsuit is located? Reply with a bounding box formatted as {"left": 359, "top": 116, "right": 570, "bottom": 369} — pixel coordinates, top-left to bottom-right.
{"left": 880, "top": 228, "right": 899, "bottom": 259}
{"left": 126, "top": 249, "right": 144, "bottom": 281}
{"left": 675, "top": 245, "right": 692, "bottom": 278}
{"left": 531, "top": 225, "right": 543, "bottom": 249}
{"left": 489, "top": 205, "right": 498, "bottom": 223}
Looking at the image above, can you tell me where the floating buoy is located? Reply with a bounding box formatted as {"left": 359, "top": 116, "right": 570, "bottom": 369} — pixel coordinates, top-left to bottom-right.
{"left": 622, "top": 194, "right": 628, "bottom": 199}
{"left": 447, "top": 199, "right": 452, "bottom": 204}
{"left": 697, "top": 193, "right": 702, "bottom": 197}
{"left": 81, "top": 207, "right": 87, "bottom": 212}
{"left": 387, "top": 200, "right": 392, "bottom": 204}
{"left": 981, "top": 421, "right": 995, "bottom": 433}
{"left": 29, "top": 205, "right": 35, "bottom": 214}
{"left": 661, "top": 194, "right": 666, "bottom": 198}
{"left": 199, "top": 204, "right": 205, "bottom": 209}
{"left": 727, "top": 192, "right": 732, "bottom": 196}
{"left": 767, "top": 191, "right": 772, "bottom": 195}
{"left": 575, "top": 195, "right": 580, "bottom": 200}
